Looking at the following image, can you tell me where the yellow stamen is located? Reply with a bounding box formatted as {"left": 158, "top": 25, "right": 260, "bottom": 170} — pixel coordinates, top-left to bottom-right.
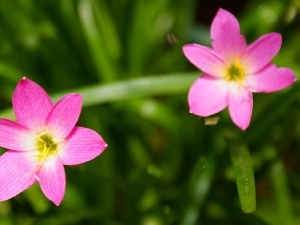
{"left": 35, "top": 132, "right": 63, "bottom": 163}
{"left": 226, "top": 56, "right": 245, "bottom": 82}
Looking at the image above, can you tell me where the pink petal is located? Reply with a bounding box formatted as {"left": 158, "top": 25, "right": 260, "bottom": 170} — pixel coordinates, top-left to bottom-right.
{"left": 228, "top": 84, "right": 253, "bottom": 130}
{"left": 59, "top": 127, "right": 107, "bottom": 165}
{"left": 188, "top": 74, "right": 228, "bottom": 117}
{"left": 0, "top": 119, "right": 35, "bottom": 151}
{"left": 244, "top": 33, "right": 282, "bottom": 73}
{"left": 0, "top": 151, "right": 36, "bottom": 201}
{"left": 47, "top": 94, "right": 82, "bottom": 140}
{"left": 211, "top": 8, "right": 247, "bottom": 57}
{"left": 37, "top": 156, "right": 65, "bottom": 206}
{"left": 245, "top": 64, "right": 296, "bottom": 93}
{"left": 13, "top": 77, "right": 53, "bottom": 133}
{"left": 182, "top": 44, "right": 225, "bottom": 77}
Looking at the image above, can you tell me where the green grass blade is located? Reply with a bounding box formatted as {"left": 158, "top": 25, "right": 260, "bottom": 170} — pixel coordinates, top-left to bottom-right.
{"left": 53, "top": 72, "right": 198, "bottom": 105}
{"left": 180, "top": 156, "right": 216, "bottom": 225}
{"left": 0, "top": 73, "right": 198, "bottom": 119}
{"left": 230, "top": 143, "right": 256, "bottom": 213}
{"left": 270, "top": 160, "right": 293, "bottom": 225}
{"left": 78, "top": 0, "right": 117, "bottom": 81}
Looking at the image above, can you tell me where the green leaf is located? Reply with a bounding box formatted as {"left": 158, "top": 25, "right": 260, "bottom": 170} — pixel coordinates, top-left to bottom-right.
{"left": 270, "top": 160, "right": 293, "bottom": 225}
{"left": 230, "top": 143, "right": 256, "bottom": 213}
{"left": 180, "top": 156, "right": 216, "bottom": 225}
{"left": 0, "top": 73, "right": 198, "bottom": 119}
{"left": 78, "top": 0, "right": 117, "bottom": 81}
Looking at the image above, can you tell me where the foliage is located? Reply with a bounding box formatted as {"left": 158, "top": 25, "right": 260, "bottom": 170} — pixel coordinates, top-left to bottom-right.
{"left": 0, "top": 0, "right": 299, "bottom": 224}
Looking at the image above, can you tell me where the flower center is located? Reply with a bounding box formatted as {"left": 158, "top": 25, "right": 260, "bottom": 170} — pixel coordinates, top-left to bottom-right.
{"left": 226, "top": 57, "right": 245, "bottom": 82}
{"left": 35, "top": 132, "right": 58, "bottom": 161}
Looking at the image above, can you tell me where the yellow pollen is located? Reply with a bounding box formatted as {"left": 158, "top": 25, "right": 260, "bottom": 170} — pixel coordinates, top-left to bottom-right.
{"left": 35, "top": 132, "right": 59, "bottom": 163}
{"left": 226, "top": 57, "right": 245, "bottom": 82}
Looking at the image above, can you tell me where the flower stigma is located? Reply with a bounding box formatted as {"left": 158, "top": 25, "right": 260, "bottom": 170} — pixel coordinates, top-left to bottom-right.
{"left": 226, "top": 56, "right": 245, "bottom": 82}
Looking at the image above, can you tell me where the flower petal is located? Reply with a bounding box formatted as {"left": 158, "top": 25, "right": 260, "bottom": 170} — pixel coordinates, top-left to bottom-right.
{"left": 13, "top": 77, "right": 53, "bottom": 132}
{"left": 188, "top": 74, "right": 228, "bottom": 117}
{"left": 228, "top": 84, "right": 253, "bottom": 130}
{"left": 0, "top": 119, "right": 36, "bottom": 151}
{"left": 244, "top": 33, "right": 282, "bottom": 73}
{"left": 47, "top": 94, "right": 82, "bottom": 139}
{"left": 211, "top": 8, "right": 247, "bottom": 57}
{"left": 245, "top": 64, "right": 296, "bottom": 93}
{"left": 182, "top": 44, "right": 225, "bottom": 77}
{"left": 59, "top": 126, "right": 107, "bottom": 165}
{"left": 0, "top": 151, "right": 36, "bottom": 201}
{"left": 37, "top": 156, "right": 65, "bottom": 206}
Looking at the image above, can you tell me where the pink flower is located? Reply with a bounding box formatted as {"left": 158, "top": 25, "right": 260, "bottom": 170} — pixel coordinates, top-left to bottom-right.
{"left": 182, "top": 8, "right": 296, "bottom": 130}
{"left": 0, "top": 77, "right": 107, "bottom": 205}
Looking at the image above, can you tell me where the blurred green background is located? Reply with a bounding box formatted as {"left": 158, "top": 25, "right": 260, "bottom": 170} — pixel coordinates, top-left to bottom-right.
{"left": 0, "top": 0, "right": 300, "bottom": 224}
